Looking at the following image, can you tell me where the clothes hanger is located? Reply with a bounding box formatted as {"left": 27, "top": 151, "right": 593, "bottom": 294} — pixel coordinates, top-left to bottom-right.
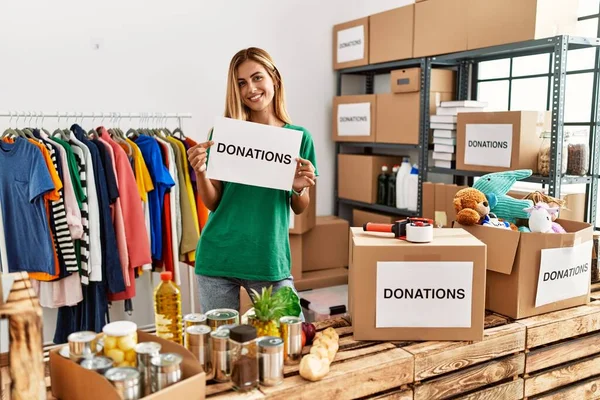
{"left": 1, "top": 111, "right": 19, "bottom": 140}
{"left": 40, "top": 112, "right": 52, "bottom": 138}
{"left": 172, "top": 115, "right": 186, "bottom": 139}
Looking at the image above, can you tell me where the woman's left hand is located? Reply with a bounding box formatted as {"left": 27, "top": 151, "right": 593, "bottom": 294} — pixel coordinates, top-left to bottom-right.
{"left": 292, "top": 157, "right": 316, "bottom": 192}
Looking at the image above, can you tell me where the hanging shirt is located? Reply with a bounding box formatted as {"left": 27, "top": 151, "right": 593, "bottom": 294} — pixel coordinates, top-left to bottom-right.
{"left": 96, "top": 138, "right": 130, "bottom": 288}
{"left": 127, "top": 138, "right": 154, "bottom": 201}
{"left": 72, "top": 125, "right": 125, "bottom": 295}
{"left": 0, "top": 138, "right": 56, "bottom": 275}
{"left": 155, "top": 139, "right": 176, "bottom": 281}
{"left": 69, "top": 131, "right": 101, "bottom": 281}
{"left": 133, "top": 135, "right": 174, "bottom": 261}
{"left": 184, "top": 137, "right": 209, "bottom": 232}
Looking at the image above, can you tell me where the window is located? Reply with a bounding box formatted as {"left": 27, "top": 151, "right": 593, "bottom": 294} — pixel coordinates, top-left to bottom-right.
{"left": 474, "top": 3, "right": 600, "bottom": 226}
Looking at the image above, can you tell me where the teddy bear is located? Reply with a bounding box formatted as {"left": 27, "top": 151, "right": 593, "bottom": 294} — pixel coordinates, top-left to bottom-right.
{"left": 453, "top": 188, "right": 492, "bottom": 225}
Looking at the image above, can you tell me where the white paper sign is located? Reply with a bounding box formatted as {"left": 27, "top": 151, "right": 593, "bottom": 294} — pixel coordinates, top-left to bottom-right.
{"left": 338, "top": 103, "right": 371, "bottom": 136}
{"left": 206, "top": 117, "right": 302, "bottom": 191}
{"left": 535, "top": 240, "right": 593, "bottom": 307}
{"left": 376, "top": 261, "right": 473, "bottom": 328}
{"left": 337, "top": 25, "right": 365, "bottom": 63}
{"left": 464, "top": 124, "right": 513, "bottom": 168}
{"left": 289, "top": 208, "right": 295, "bottom": 230}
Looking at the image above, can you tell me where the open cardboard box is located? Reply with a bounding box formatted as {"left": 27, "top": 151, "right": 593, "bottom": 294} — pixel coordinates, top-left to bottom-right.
{"left": 454, "top": 219, "right": 593, "bottom": 319}
{"left": 50, "top": 331, "right": 206, "bottom": 400}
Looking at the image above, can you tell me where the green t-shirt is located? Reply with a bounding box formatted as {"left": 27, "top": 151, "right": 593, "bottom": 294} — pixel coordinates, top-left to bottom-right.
{"left": 194, "top": 123, "right": 318, "bottom": 281}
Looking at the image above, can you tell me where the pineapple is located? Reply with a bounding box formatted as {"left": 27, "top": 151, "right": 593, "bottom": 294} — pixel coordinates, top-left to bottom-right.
{"left": 249, "top": 286, "right": 285, "bottom": 337}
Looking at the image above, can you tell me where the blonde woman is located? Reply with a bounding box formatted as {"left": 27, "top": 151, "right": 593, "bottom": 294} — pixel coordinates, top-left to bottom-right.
{"left": 187, "top": 47, "right": 318, "bottom": 314}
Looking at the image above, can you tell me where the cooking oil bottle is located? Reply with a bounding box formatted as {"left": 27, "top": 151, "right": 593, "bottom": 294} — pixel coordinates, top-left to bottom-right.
{"left": 153, "top": 271, "right": 183, "bottom": 344}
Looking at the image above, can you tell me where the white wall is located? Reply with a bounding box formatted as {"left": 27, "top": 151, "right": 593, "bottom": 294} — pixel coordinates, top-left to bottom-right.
{"left": 0, "top": 0, "right": 413, "bottom": 345}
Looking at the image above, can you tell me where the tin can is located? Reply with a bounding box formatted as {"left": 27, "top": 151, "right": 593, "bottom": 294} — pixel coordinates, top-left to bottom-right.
{"left": 68, "top": 331, "right": 98, "bottom": 362}
{"left": 185, "top": 324, "right": 213, "bottom": 379}
{"left": 105, "top": 367, "right": 141, "bottom": 400}
{"left": 150, "top": 353, "right": 183, "bottom": 392}
{"left": 258, "top": 336, "right": 284, "bottom": 386}
{"left": 79, "top": 356, "right": 113, "bottom": 375}
{"left": 210, "top": 328, "right": 232, "bottom": 383}
{"left": 134, "top": 342, "right": 161, "bottom": 396}
{"left": 280, "top": 316, "right": 303, "bottom": 365}
{"left": 183, "top": 313, "right": 207, "bottom": 329}
{"left": 206, "top": 309, "right": 239, "bottom": 331}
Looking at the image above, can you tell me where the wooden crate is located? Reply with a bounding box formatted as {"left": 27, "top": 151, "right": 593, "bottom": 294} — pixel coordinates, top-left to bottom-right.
{"left": 516, "top": 302, "right": 600, "bottom": 399}
{"left": 403, "top": 312, "right": 526, "bottom": 400}
{"left": 205, "top": 318, "right": 414, "bottom": 399}
{"left": 0, "top": 272, "right": 45, "bottom": 400}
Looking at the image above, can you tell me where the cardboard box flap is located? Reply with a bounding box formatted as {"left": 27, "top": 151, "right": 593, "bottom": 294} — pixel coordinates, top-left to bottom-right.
{"left": 50, "top": 331, "right": 206, "bottom": 400}
{"left": 351, "top": 227, "right": 483, "bottom": 247}
{"left": 453, "top": 223, "right": 520, "bottom": 275}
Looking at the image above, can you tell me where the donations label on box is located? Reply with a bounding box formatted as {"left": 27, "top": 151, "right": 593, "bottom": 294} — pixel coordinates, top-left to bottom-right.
{"left": 535, "top": 240, "right": 593, "bottom": 307}
{"left": 376, "top": 261, "right": 473, "bottom": 328}
{"left": 464, "top": 124, "right": 513, "bottom": 168}
{"left": 337, "top": 103, "right": 371, "bottom": 137}
{"left": 206, "top": 116, "right": 302, "bottom": 191}
{"left": 337, "top": 25, "right": 365, "bottom": 63}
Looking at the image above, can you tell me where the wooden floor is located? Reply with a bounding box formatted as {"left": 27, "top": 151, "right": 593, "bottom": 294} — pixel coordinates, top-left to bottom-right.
{"left": 3, "top": 286, "right": 600, "bottom": 399}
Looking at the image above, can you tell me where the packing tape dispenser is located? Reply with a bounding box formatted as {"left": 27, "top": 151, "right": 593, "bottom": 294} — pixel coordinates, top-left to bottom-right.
{"left": 363, "top": 217, "right": 434, "bottom": 243}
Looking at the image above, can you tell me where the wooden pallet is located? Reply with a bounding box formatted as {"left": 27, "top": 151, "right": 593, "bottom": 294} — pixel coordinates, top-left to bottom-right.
{"left": 516, "top": 302, "right": 600, "bottom": 399}
{"left": 404, "top": 312, "right": 525, "bottom": 400}
{"left": 205, "top": 317, "right": 414, "bottom": 399}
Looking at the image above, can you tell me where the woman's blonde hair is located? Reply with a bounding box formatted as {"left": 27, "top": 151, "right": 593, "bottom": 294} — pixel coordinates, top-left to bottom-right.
{"left": 224, "top": 47, "right": 292, "bottom": 124}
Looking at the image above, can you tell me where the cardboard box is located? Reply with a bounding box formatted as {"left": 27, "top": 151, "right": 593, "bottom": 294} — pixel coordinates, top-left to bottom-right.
{"left": 422, "top": 182, "right": 435, "bottom": 221}
{"left": 352, "top": 209, "right": 397, "bottom": 227}
{"left": 454, "top": 220, "right": 593, "bottom": 319}
{"left": 290, "top": 234, "right": 304, "bottom": 280}
{"left": 414, "top": 0, "right": 468, "bottom": 57}
{"left": 434, "top": 183, "right": 448, "bottom": 227}
{"left": 240, "top": 286, "right": 253, "bottom": 314}
{"left": 369, "top": 5, "right": 414, "bottom": 64}
{"left": 50, "top": 331, "right": 206, "bottom": 400}
{"left": 446, "top": 185, "right": 468, "bottom": 226}
{"left": 338, "top": 154, "right": 404, "bottom": 204}
{"left": 332, "top": 95, "right": 377, "bottom": 142}
{"left": 349, "top": 227, "right": 486, "bottom": 341}
{"left": 376, "top": 68, "right": 455, "bottom": 144}
{"left": 457, "top": 111, "right": 549, "bottom": 173}
{"left": 289, "top": 184, "right": 317, "bottom": 234}
{"left": 376, "top": 91, "right": 454, "bottom": 144}
{"left": 467, "top": 0, "right": 578, "bottom": 50}
{"left": 333, "top": 17, "right": 369, "bottom": 70}
{"left": 303, "top": 216, "right": 349, "bottom": 272}
{"left": 391, "top": 68, "right": 455, "bottom": 94}
{"left": 295, "top": 268, "right": 349, "bottom": 292}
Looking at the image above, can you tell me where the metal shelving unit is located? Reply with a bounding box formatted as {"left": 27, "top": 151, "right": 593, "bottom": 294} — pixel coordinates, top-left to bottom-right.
{"left": 334, "top": 35, "right": 600, "bottom": 226}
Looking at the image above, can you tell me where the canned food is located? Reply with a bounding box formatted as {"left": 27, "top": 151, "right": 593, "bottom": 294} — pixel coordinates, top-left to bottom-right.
{"left": 68, "top": 331, "right": 98, "bottom": 362}
{"left": 105, "top": 367, "right": 141, "bottom": 400}
{"left": 280, "top": 316, "right": 303, "bottom": 365}
{"left": 206, "top": 309, "right": 239, "bottom": 331}
{"left": 210, "top": 328, "right": 232, "bottom": 383}
{"left": 80, "top": 356, "right": 113, "bottom": 375}
{"left": 150, "top": 353, "right": 183, "bottom": 392}
{"left": 103, "top": 321, "right": 138, "bottom": 368}
{"left": 185, "top": 324, "right": 213, "bottom": 379}
{"left": 183, "top": 313, "right": 207, "bottom": 329}
{"left": 135, "top": 342, "right": 161, "bottom": 397}
{"left": 258, "top": 336, "right": 284, "bottom": 386}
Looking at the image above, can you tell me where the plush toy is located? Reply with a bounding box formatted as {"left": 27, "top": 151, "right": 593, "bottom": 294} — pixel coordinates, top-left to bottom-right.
{"left": 473, "top": 170, "right": 534, "bottom": 224}
{"left": 482, "top": 212, "right": 511, "bottom": 229}
{"left": 523, "top": 202, "right": 567, "bottom": 233}
{"left": 453, "top": 188, "right": 491, "bottom": 225}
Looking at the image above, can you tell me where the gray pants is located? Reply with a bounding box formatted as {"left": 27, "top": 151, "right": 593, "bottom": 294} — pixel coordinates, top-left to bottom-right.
{"left": 196, "top": 274, "right": 304, "bottom": 320}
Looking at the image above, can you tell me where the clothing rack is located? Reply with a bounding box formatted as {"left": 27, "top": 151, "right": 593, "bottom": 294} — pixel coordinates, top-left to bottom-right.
{"left": 0, "top": 110, "right": 199, "bottom": 315}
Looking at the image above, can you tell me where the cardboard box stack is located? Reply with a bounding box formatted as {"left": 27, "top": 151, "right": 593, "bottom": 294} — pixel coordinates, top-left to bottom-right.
{"left": 333, "top": 1, "right": 577, "bottom": 69}
{"left": 431, "top": 100, "right": 486, "bottom": 169}
{"left": 421, "top": 182, "right": 466, "bottom": 228}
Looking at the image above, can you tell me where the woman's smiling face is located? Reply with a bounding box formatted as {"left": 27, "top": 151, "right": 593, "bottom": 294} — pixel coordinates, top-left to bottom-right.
{"left": 237, "top": 59, "right": 276, "bottom": 113}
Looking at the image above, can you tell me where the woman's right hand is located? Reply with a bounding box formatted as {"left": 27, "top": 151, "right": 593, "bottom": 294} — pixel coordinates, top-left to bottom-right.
{"left": 187, "top": 140, "right": 214, "bottom": 176}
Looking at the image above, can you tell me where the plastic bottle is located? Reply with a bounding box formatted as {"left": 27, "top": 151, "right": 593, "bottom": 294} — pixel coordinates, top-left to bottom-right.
{"left": 387, "top": 165, "right": 399, "bottom": 207}
{"left": 395, "top": 158, "right": 412, "bottom": 209}
{"left": 377, "top": 165, "right": 390, "bottom": 205}
{"left": 407, "top": 164, "right": 419, "bottom": 212}
{"left": 154, "top": 271, "right": 183, "bottom": 345}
